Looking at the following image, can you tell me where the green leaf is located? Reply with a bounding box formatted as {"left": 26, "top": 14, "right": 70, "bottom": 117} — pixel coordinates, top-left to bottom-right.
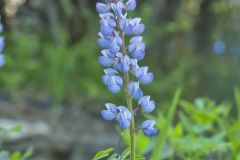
{"left": 135, "top": 155, "right": 146, "bottom": 160}
{"left": 234, "top": 87, "right": 240, "bottom": 120}
{"left": 19, "top": 147, "right": 33, "bottom": 160}
{"left": 11, "top": 151, "right": 21, "bottom": 160}
{"left": 10, "top": 125, "right": 22, "bottom": 132}
{"left": 92, "top": 148, "right": 114, "bottom": 160}
{"left": 107, "top": 153, "right": 119, "bottom": 160}
{"left": 120, "top": 148, "right": 130, "bottom": 160}
{"left": 150, "top": 88, "right": 182, "bottom": 160}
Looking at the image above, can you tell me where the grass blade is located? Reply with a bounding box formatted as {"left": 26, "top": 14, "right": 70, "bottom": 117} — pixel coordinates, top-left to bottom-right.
{"left": 150, "top": 88, "right": 182, "bottom": 160}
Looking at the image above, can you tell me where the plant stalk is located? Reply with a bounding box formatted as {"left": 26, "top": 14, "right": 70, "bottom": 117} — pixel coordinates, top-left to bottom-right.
{"left": 118, "top": 21, "right": 136, "bottom": 160}
{"left": 124, "top": 72, "right": 136, "bottom": 160}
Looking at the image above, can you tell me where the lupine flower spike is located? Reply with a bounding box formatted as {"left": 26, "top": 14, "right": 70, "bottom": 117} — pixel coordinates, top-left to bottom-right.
{"left": 0, "top": 18, "right": 5, "bottom": 67}
{"left": 96, "top": 0, "right": 157, "bottom": 157}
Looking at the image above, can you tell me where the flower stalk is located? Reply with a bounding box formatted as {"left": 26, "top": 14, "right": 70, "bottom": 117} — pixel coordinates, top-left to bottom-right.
{"left": 116, "top": 17, "right": 136, "bottom": 158}
{"left": 96, "top": 0, "right": 158, "bottom": 159}
{"left": 119, "top": 18, "right": 136, "bottom": 160}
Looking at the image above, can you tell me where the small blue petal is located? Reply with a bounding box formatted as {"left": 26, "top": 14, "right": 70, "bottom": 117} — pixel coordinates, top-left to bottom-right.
{"left": 100, "top": 25, "right": 114, "bottom": 36}
{"left": 119, "top": 119, "right": 131, "bottom": 129}
{"left": 115, "top": 36, "right": 123, "bottom": 46}
{"left": 142, "top": 120, "right": 157, "bottom": 136}
{"left": 113, "top": 76, "right": 123, "bottom": 86}
{"left": 124, "top": 0, "right": 136, "bottom": 11}
{"left": 96, "top": 2, "right": 110, "bottom": 14}
{"left": 142, "top": 100, "right": 155, "bottom": 113}
{"left": 101, "top": 110, "right": 116, "bottom": 121}
{"left": 142, "top": 120, "right": 155, "bottom": 128}
{"left": 107, "top": 19, "right": 117, "bottom": 28}
{"left": 106, "top": 103, "right": 119, "bottom": 114}
{"left": 132, "top": 50, "right": 145, "bottom": 60}
{"left": 121, "top": 62, "right": 129, "bottom": 73}
{"left": 133, "top": 88, "right": 143, "bottom": 100}
{"left": 125, "top": 25, "right": 133, "bottom": 35}
{"left": 104, "top": 68, "right": 118, "bottom": 75}
{"left": 129, "top": 43, "right": 137, "bottom": 53}
{"left": 102, "top": 75, "right": 110, "bottom": 85}
{"left": 108, "top": 84, "right": 121, "bottom": 93}
{"left": 139, "top": 73, "right": 154, "bottom": 84}
{"left": 133, "top": 24, "right": 145, "bottom": 35}
{"left": 98, "top": 56, "right": 114, "bottom": 67}
{"left": 120, "top": 18, "right": 127, "bottom": 30}
{"left": 143, "top": 128, "right": 157, "bottom": 136}
{"left": 111, "top": 2, "right": 123, "bottom": 17}
{"left": 139, "top": 96, "right": 155, "bottom": 113}
{"left": 97, "top": 39, "right": 111, "bottom": 48}
{"left": 110, "top": 44, "right": 120, "bottom": 54}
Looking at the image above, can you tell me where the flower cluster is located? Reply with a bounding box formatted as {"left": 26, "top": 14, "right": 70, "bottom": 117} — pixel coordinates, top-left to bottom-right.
{"left": 0, "top": 20, "right": 5, "bottom": 67}
{"left": 97, "top": 0, "right": 157, "bottom": 136}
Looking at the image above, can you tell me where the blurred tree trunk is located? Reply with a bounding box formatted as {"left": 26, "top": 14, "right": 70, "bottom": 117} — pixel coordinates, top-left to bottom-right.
{"left": 0, "top": 1, "right": 6, "bottom": 26}
{"left": 194, "top": 0, "right": 218, "bottom": 54}
{"left": 148, "top": 0, "right": 180, "bottom": 69}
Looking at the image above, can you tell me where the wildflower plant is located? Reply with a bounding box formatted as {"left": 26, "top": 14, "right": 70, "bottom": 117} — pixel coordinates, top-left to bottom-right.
{"left": 96, "top": 0, "right": 157, "bottom": 159}
{"left": 0, "top": 18, "right": 5, "bottom": 67}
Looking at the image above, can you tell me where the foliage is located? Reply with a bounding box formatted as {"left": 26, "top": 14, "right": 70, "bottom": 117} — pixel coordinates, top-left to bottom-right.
{"left": 93, "top": 148, "right": 145, "bottom": 160}
{"left": 0, "top": 126, "right": 32, "bottom": 160}
{"left": 116, "top": 88, "right": 240, "bottom": 160}
{"left": 0, "top": 148, "right": 33, "bottom": 160}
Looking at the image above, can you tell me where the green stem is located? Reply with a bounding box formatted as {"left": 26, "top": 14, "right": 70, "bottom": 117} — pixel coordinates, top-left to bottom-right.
{"left": 118, "top": 21, "right": 136, "bottom": 160}
{"left": 124, "top": 72, "right": 136, "bottom": 160}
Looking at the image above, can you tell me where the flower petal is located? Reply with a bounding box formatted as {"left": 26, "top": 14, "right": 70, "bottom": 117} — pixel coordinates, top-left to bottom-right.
{"left": 124, "top": 0, "right": 136, "bottom": 11}
{"left": 119, "top": 119, "right": 131, "bottom": 129}
{"left": 139, "top": 73, "right": 154, "bottom": 84}
{"left": 96, "top": 2, "right": 110, "bottom": 14}
{"left": 98, "top": 56, "right": 114, "bottom": 67}
{"left": 101, "top": 110, "right": 116, "bottom": 121}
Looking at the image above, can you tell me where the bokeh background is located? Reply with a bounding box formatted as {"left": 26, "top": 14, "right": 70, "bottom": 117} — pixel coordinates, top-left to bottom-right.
{"left": 0, "top": 0, "right": 240, "bottom": 160}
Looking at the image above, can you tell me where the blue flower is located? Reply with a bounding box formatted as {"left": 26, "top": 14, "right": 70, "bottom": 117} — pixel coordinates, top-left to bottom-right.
{"left": 98, "top": 49, "right": 115, "bottom": 67}
{"left": 142, "top": 120, "right": 157, "bottom": 136}
{"left": 109, "top": 32, "right": 122, "bottom": 54}
{"left": 96, "top": 2, "right": 110, "bottom": 14}
{"left": 129, "top": 36, "right": 145, "bottom": 60}
{"left": 111, "top": 1, "right": 123, "bottom": 18}
{"left": 101, "top": 104, "right": 132, "bottom": 129}
{"left": 96, "top": 0, "right": 157, "bottom": 134}
{"left": 102, "top": 68, "right": 123, "bottom": 93}
{"left": 101, "top": 103, "right": 118, "bottom": 120}
{"left": 112, "top": 52, "right": 132, "bottom": 73}
{"left": 120, "top": 55, "right": 131, "bottom": 73}
{"left": 100, "top": 24, "right": 114, "bottom": 36}
{"left": 120, "top": 18, "right": 145, "bottom": 35}
{"left": 138, "top": 96, "right": 155, "bottom": 113}
{"left": 97, "top": 33, "right": 111, "bottom": 49}
{"left": 124, "top": 0, "right": 136, "bottom": 11}
{"left": 116, "top": 106, "right": 132, "bottom": 129}
{"left": 133, "top": 66, "right": 154, "bottom": 84}
{"left": 128, "top": 82, "right": 143, "bottom": 100}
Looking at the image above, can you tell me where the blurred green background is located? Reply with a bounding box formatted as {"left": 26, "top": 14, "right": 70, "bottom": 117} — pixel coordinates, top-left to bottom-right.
{"left": 0, "top": 0, "right": 240, "bottom": 160}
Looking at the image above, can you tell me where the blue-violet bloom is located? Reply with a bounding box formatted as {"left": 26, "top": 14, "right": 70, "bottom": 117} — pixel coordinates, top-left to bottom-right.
{"left": 142, "top": 120, "right": 157, "bottom": 136}
{"left": 138, "top": 96, "right": 155, "bottom": 113}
